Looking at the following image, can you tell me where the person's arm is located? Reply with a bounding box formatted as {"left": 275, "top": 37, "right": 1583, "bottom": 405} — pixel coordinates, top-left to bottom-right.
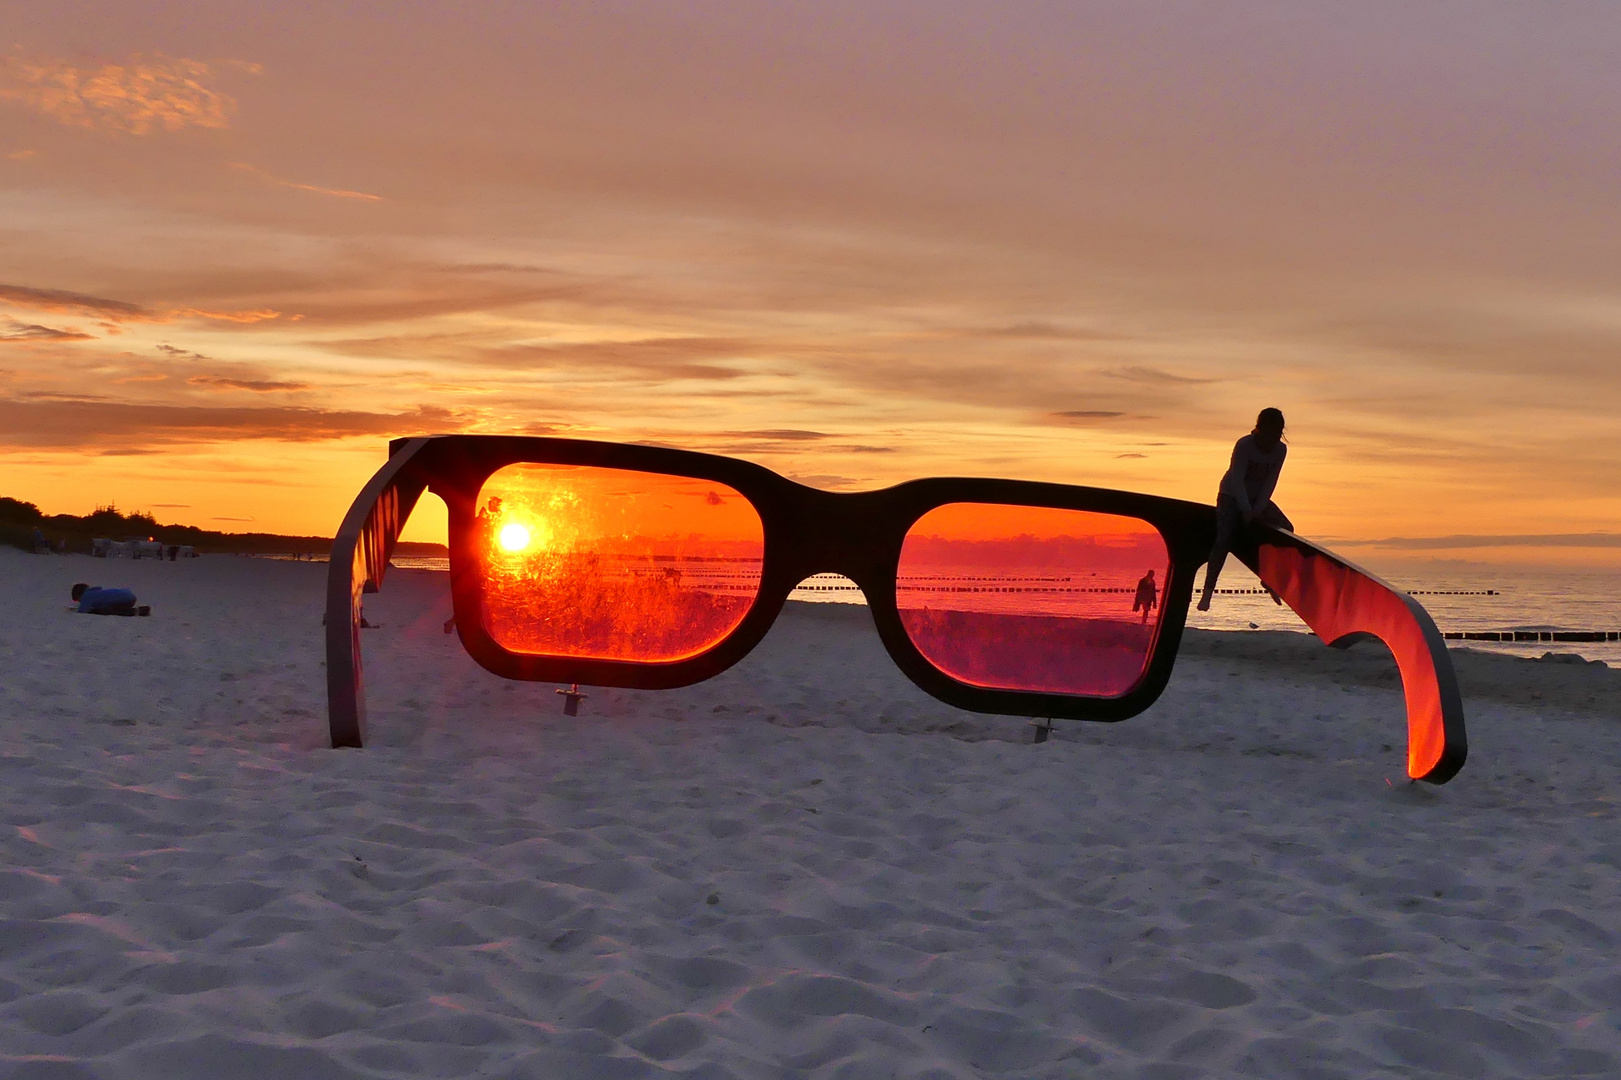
{"left": 1226, "top": 438, "right": 1255, "bottom": 515}
{"left": 1253, "top": 443, "right": 1286, "bottom": 512}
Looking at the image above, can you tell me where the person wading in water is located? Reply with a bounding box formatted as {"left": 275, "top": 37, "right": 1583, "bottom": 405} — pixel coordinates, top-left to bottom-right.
{"left": 1197, "top": 408, "right": 1292, "bottom": 612}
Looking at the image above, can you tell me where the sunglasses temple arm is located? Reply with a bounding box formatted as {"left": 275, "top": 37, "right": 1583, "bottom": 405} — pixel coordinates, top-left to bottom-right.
{"left": 325, "top": 439, "right": 432, "bottom": 749}
{"left": 1234, "top": 527, "right": 1468, "bottom": 784}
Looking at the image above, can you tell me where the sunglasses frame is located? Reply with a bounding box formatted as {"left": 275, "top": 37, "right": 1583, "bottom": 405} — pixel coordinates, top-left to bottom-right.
{"left": 326, "top": 435, "right": 1467, "bottom": 784}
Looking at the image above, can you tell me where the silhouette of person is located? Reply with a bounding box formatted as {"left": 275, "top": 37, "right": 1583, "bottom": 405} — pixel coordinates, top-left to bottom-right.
{"left": 71, "top": 582, "right": 150, "bottom": 616}
{"left": 476, "top": 495, "right": 503, "bottom": 548}
{"left": 1198, "top": 408, "right": 1294, "bottom": 612}
{"left": 1132, "top": 569, "right": 1158, "bottom": 623}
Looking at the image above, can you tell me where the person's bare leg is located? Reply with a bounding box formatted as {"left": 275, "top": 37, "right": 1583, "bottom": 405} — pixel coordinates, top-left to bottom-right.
{"left": 1198, "top": 547, "right": 1227, "bottom": 610}
{"left": 1197, "top": 561, "right": 1220, "bottom": 611}
{"left": 1200, "top": 498, "right": 1242, "bottom": 611}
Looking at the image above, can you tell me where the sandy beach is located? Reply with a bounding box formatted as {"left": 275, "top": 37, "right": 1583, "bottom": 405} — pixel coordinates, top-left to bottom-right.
{"left": 1, "top": 547, "right": 1618, "bottom": 1079}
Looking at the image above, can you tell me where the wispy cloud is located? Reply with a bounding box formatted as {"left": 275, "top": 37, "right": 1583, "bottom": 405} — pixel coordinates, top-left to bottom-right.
{"left": 187, "top": 376, "right": 311, "bottom": 393}
{"left": 970, "top": 322, "right": 1118, "bottom": 341}
{"left": 1052, "top": 410, "right": 1126, "bottom": 420}
{"left": 0, "top": 53, "right": 235, "bottom": 135}
{"left": 173, "top": 307, "right": 286, "bottom": 323}
{"left": 157, "top": 344, "right": 209, "bottom": 361}
{"left": 1340, "top": 533, "right": 1621, "bottom": 550}
{"left": 375, "top": 335, "right": 763, "bottom": 381}
{"left": 0, "top": 318, "right": 92, "bottom": 342}
{"left": 784, "top": 473, "right": 868, "bottom": 491}
{"left": 18, "top": 390, "right": 112, "bottom": 402}
{"left": 1101, "top": 366, "right": 1216, "bottom": 386}
{"left": 724, "top": 429, "right": 832, "bottom": 441}
{"left": 0, "top": 397, "right": 463, "bottom": 449}
{"left": 0, "top": 284, "right": 284, "bottom": 327}
{"left": 228, "top": 162, "right": 383, "bottom": 202}
{"left": 0, "top": 283, "right": 151, "bottom": 320}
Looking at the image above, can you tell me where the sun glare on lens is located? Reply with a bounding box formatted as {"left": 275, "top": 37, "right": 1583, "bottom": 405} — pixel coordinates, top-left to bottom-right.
{"left": 476, "top": 462, "right": 766, "bottom": 663}
{"left": 498, "top": 522, "right": 532, "bottom": 552}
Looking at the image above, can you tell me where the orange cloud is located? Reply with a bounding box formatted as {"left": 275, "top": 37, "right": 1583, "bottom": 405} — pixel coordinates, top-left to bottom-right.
{"left": 329, "top": 333, "right": 764, "bottom": 381}
{"left": 156, "top": 344, "right": 208, "bottom": 361}
{"left": 228, "top": 162, "right": 383, "bottom": 201}
{"left": 0, "top": 53, "right": 235, "bottom": 135}
{"left": 0, "top": 318, "right": 93, "bottom": 342}
{"left": 173, "top": 307, "right": 284, "bottom": 323}
{"left": 186, "top": 376, "right": 311, "bottom": 393}
{"left": 0, "top": 396, "right": 461, "bottom": 449}
{"left": 1052, "top": 411, "right": 1126, "bottom": 421}
{"left": 0, "top": 283, "right": 151, "bottom": 319}
{"left": 0, "top": 284, "right": 284, "bottom": 326}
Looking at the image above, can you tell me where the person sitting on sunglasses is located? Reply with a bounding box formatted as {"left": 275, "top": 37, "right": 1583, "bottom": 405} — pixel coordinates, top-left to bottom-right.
{"left": 70, "top": 583, "right": 151, "bottom": 617}
{"left": 1198, "top": 407, "right": 1294, "bottom": 612}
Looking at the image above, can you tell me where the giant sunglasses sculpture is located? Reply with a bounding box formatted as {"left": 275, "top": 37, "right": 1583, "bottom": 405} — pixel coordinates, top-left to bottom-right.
{"left": 326, "top": 436, "right": 1467, "bottom": 784}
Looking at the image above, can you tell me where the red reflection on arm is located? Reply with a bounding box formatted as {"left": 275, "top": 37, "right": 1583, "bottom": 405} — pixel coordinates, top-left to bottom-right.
{"left": 1249, "top": 531, "right": 1467, "bottom": 784}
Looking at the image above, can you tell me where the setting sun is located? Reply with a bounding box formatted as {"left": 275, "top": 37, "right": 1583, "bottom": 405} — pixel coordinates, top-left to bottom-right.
{"left": 497, "top": 522, "right": 532, "bottom": 553}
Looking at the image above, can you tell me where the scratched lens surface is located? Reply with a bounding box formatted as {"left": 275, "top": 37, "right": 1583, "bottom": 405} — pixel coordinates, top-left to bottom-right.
{"left": 897, "top": 504, "right": 1170, "bottom": 696}
{"left": 476, "top": 464, "right": 764, "bottom": 662}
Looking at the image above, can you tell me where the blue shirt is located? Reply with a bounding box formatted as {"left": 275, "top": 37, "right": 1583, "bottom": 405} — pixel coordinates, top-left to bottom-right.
{"left": 78, "top": 587, "right": 137, "bottom": 614}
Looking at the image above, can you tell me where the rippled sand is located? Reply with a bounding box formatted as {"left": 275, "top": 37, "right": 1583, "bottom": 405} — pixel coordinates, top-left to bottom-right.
{"left": 1, "top": 548, "right": 1617, "bottom": 1078}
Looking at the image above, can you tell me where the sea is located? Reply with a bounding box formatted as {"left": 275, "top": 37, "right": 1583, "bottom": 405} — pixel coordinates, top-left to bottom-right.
{"left": 272, "top": 554, "right": 1621, "bottom": 666}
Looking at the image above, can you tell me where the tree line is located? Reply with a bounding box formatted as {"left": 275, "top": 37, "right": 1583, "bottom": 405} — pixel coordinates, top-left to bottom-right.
{"left": 0, "top": 497, "right": 446, "bottom": 558}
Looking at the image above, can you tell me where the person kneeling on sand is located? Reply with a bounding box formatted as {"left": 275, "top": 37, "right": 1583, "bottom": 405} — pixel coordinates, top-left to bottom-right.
{"left": 71, "top": 583, "right": 151, "bottom": 617}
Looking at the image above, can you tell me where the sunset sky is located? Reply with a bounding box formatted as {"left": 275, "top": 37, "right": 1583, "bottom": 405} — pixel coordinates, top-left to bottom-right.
{"left": 3, "top": 3, "right": 1619, "bottom": 568}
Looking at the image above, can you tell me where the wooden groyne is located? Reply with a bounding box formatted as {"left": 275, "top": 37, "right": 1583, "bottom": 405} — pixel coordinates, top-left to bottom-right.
{"left": 1443, "top": 631, "right": 1620, "bottom": 642}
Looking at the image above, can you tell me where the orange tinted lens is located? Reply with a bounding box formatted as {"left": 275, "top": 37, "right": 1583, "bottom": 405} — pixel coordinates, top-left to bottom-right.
{"left": 476, "top": 464, "right": 764, "bottom": 662}
{"left": 898, "top": 504, "right": 1170, "bottom": 696}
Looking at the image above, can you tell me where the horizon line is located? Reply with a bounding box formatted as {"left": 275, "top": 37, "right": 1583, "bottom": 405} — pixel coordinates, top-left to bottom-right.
{"left": 1330, "top": 533, "right": 1621, "bottom": 550}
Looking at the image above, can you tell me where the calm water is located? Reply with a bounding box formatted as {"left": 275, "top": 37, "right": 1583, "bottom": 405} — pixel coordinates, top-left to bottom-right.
{"left": 1186, "top": 561, "right": 1621, "bottom": 665}
{"left": 269, "top": 554, "right": 1621, "bottom": 664}
{"left": 790, "top": 563, "right": 1621, "bottom": 665}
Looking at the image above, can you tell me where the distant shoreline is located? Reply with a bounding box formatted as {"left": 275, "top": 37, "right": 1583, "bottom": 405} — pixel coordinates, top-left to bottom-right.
{"left": 1, "top": 494, "right": 445, "bottom": 558}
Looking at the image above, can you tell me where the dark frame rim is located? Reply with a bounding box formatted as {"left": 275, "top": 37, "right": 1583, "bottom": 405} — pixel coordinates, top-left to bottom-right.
{"left": 409, "top": 435, "right": 1214, "bottom": 722}
{"left": 326, "top": 433, "right": 1467, "bottom": 785}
